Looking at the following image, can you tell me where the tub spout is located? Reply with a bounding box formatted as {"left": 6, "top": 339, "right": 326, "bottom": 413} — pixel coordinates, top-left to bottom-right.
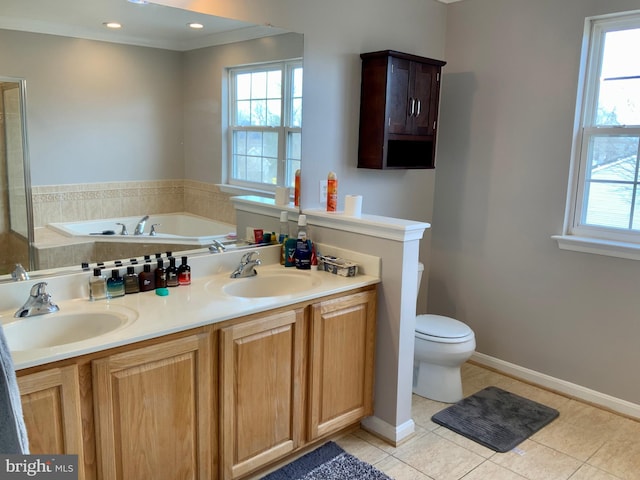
{"left": 134, "top": 215, "right": 149, "bottom": 235}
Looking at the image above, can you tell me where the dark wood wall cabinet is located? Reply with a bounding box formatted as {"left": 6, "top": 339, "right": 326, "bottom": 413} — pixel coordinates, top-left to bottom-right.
{"left": 358, "top": 50, "right": 446, "bottom": 169}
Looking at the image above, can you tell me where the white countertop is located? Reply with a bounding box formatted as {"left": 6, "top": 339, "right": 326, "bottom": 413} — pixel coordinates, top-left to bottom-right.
{"left": 2, "top": 258, "right": 379, "bottom": 370}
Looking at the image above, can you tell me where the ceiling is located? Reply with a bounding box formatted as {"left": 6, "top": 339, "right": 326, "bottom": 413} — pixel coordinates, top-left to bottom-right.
{"left": 0, "top": 0, "right": 288, "bottom": 51}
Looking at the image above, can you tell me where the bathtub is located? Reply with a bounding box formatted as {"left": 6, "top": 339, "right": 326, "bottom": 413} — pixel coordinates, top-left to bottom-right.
{"left": 48, "top": 213, "right": 236, "bottom": 246}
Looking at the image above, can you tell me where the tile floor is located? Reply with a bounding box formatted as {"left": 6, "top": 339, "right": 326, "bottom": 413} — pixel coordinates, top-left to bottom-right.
{"left": 336, "top": 363, "right": 640, "bottom": 480}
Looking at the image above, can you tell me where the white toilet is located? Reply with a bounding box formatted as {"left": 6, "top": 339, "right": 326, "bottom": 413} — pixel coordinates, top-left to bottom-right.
{"left": 413, "top": 263, "right": 476, "bottom": 403}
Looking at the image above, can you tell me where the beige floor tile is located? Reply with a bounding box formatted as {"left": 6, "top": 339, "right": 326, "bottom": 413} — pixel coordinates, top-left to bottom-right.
{"left": 491, "top": 439, "right": 582, "bottom": 480}
{"left": 532, "top": 400, "right": 621, "bottom": 461}
{"left": 394, "top": 432, "right": 484, "bottom": 480}
{"left": 462, "top": 460, "right": 529, "bottom": 479}
{"left": 412, "top": 394, "right": 451, "bottom": 431}
{"left": 375, "top": 455, "right": 435, "bottom": 480}
{"left": 587, "top": 419, "right": 640, "bottom": 480}
{"left": 432, "top": 426, "right": 496, "bottom": 458}
{"left": 334, "top": 432, "right": 391, "bottom": 466}
{"left": 353, "top": 428, "right": 401, "bottom": 454}
{"left": 569, "top": 464, "right": 624, "bottom": 480}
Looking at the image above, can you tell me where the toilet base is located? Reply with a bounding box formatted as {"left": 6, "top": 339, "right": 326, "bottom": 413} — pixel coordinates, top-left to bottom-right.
{"left": 413, "top": 362, "right": 464, "bottom": 403}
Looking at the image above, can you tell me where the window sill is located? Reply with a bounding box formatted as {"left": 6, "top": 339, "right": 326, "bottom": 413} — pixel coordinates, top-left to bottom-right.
{"left": 217, "top": 184, "right": 274, "bottom": 198}
{"left": 552, "top": 234, "right": 640, "bottom": 261}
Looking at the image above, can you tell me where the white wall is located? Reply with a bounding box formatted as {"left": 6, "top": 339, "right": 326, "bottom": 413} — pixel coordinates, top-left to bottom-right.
{"left": 431, "top": 0, "right": 640, "bottom": 405}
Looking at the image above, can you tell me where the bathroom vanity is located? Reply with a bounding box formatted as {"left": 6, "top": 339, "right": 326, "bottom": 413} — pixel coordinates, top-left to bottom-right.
{"left": 7, "top": 248, "right": 379, "bottom": 480}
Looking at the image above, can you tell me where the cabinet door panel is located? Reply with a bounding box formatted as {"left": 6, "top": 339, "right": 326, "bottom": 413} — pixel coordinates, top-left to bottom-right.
{"left": 309, "top": 290, "right": 376, "bottom": 439}
{"left": 412, "top": 62, "right": 437, "bottom": 136}
{"left": 388, "top": 57, "right": 411, "bottom": 135}
{"left": 220, "top": 309, "right": 304, "bottom": 479}
{"left": 19, "top": 365, "right": 85, "bottom": 479}
{"left": 93, "top": 333, "right": 213, "bottom": 480}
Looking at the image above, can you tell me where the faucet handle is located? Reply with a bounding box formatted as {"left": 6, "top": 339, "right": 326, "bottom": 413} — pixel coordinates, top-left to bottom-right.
{"left": 116, "top": 223, "right": 129, "bottom": 235}
{"left": 30, "top": 281, "right": 49, "bottom": 297}
{"left": 242, "top": 250, "right": 260, "bottom": 263}
{"left": 150, "top": 224, "right": 161, "bottom": 236}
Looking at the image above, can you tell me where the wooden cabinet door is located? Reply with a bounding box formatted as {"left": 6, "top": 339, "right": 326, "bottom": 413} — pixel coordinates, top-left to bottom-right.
{"left": 92, "top": 332, "right": 214, "bottom": 480}
{"left": 388, "top": 56, "right": 412, "bottom": 135}
{"left": 220, "top": 309, "right": 304, "bottom": 479}
{"left": 18, "top": 365, "right": 86, "bottom": 479}
{"left": 308, "top": 290, "right": 376, "bottom": 440}
{"left": 412, "top": 62, "right": 440, "bottom": 136}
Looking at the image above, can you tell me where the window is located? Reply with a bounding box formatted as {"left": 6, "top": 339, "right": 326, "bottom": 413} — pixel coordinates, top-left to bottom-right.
{"left": 557, "top": 12, "right": 640, "bottom": 258}
{"left": 228, "top": 60, "right": 302, "bottom": 191}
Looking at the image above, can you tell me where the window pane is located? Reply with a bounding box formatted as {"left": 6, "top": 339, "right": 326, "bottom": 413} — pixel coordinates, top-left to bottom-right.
{"left": 596, "top": 28, "right": 640, "bottom": 126}
{"left": 250, "top": 99, "right": 267, "bottom": 126}
{"left": 582, "top": 135, "right": 640, "bottom": 229}
{"left": 251, "top": 71, "right": 267, "bottom": 99}
{"left": 286, "top": 131, "right": 302, "bottom": 188}
{"left": 267, "top": 99, "right": 281, "bottom": 125}
{"left": 236, "top": 101, "right": 251, "bottom": 126}
{"left": 236, "top": 73, "right": 251, "bottom": 100}
{"left": 584, "top": 182, "right": 633, "bottom": 228}
{"left": 290, "top": 98, "right": 302, "bottom": 128}
{"left": 267, "top": 70, "right": 282, "bottom": 98}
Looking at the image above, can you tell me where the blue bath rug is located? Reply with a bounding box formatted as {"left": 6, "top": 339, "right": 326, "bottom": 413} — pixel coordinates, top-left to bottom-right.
{"left": 431, "top": 386, "right": 559, "bottom": 453}
{"left": 261, "top": 441, "right": 391, "bottom": 480}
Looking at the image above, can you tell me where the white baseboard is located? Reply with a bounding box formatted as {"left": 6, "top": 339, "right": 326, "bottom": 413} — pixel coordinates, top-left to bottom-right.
{"left": 360, "top": 416, "right": 415, "bottom": 446}
{"left": 471, "top": 352, "right": 640, "bottom": 419}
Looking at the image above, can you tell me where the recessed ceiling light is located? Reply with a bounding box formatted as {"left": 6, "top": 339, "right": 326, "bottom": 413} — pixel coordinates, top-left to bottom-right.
{"left": 188, "top": 22, "right": 204, "bottom": 30}
{"left": 103, "top": 22, "right": 122, "bottom": 29}
{"left": 127, "top": 0, "right": 149, "bottom": 4}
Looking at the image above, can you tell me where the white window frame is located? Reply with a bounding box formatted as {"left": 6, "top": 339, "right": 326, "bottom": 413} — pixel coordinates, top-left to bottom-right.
{"left": 555, "top": 11, "right": 640, "bottom": 260}
{"left": 226, "top": 59, "right": 302, "bottom": 193}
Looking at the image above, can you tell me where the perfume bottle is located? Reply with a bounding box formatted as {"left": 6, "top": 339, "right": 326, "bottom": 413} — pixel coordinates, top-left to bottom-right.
{"left": 106, "top": 269, "right": 125, "bottom": 298}
{"left": 139, "top": 264, "right": 156, "bottom": 292}
{"left": 124, "top": 266, "right": 140, "bottom": 294}
{"left": 166, "top": 257, "right": 179, "bottom": 287}
{"left": 177, "top": 256, "right": 191, "bottom": 285}
{"left": 89, "top": 268, "right": 109, "bottom": 301}
{"left": 155, "top": 259, "right": 167, "bottom": 289}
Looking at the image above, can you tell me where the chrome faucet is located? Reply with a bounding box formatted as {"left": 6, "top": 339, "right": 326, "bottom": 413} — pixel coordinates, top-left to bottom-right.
{"left": 14, "top": 282, "right": 60, "bottom": 318}
{"left": 116, "top": 222, "right": 129, "bottom": 235}
{"left": 11, "top": 263, "right": 29, "bottom": 281}
{"left": 134, "top": 215, "right": 149, "bottom": 235}
{"left": 209, "top": 239, "right": 227, "bottom": 253}
{"left": 230, "top": 251, "right": 261, "bottom": 278}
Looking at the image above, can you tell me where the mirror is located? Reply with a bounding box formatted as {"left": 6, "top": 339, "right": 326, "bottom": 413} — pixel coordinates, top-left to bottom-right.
{"left": 0, "top": 0, "right": 303, "bottom": 279}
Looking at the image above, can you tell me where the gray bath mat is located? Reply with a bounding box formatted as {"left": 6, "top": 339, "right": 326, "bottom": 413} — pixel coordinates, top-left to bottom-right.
{"left": 431, "top": 386, "right": 559, "bottom": 452}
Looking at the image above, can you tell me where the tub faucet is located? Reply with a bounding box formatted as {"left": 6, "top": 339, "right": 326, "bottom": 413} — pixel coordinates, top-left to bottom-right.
{"left": 134, "top": 215, "right": 149, "bottom": 235}
{"left": 14, "top": 282, "right": 60, "bottom": 318}
{"left": 209, "top": 239, "right": 226, "bottom": 253}
{"left": 230, "top": 251, "right": 261, "bottom": 278}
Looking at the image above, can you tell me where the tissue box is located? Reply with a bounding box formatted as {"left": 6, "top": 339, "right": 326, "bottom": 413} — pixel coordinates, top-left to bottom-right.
{"left": 318, "top": 255, "right": 358, "bottom": 277}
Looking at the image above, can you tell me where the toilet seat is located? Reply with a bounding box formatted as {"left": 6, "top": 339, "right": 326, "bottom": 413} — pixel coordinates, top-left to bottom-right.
{"left": 415, "top": 314, "right": 474, "bottom": 344}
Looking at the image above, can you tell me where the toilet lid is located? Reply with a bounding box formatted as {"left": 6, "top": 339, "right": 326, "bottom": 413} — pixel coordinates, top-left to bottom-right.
{"left": 415, "top": 314, "right": 473, "bottom": 339}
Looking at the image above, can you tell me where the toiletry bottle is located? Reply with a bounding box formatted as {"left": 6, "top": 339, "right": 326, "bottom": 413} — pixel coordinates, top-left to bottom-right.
{"left": 124, "top": 266, "right": 140, "bottom": 294}
{"left": 107, "top": 269, "right": 125, "bottom": 298}
{"left": 294, "top": 169, "right": 301, "bottom": 207}
{"left": 155, "top": 259, "right": 167, "bottom": 288}
{"left": 295, "top": 215, "right": 312, "bottom": 269}
{"left": 139, "top": 264, "right": 156, "bottom": 292}
{"left": 89, "top": 268, "right": 109, "bottom": 301}
{"left": 327, "top": 171, "right": 338, "bottom": 212}
{"left": 178, "top": 256, "right": 191, "bottom": 285}
{"left": 166, "top": 257, "right": 179, "bottom": 287}
{"left": 279, "top": 211, "right": 289, "bottom": 243}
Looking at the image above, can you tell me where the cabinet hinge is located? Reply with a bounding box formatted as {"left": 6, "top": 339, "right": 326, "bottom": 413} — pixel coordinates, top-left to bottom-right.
{"left": 433, "top": 121, "right": 437, "bottom": 130}
{"left": 436, "top": 73, "right": 440, "bottom": 82}
{"left": 388, "top": 117, "right": 391, "bottom": 127}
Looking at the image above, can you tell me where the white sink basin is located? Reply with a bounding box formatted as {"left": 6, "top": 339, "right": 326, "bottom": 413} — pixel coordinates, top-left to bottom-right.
{"left": 2, "top": 304, "right": 138, "bottom": 351}
{"left": 217, "top": 271, "right": 321, "bottom": 298}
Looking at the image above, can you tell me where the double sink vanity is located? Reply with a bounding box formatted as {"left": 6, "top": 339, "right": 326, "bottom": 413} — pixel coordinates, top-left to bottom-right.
{"left": 1, "top": 244, "right": 380, "bottom": 480}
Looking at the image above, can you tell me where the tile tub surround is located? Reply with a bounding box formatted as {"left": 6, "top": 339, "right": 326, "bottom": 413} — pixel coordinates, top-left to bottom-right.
{"left": 31, "top": 179, "right": 236, "bottom": 229}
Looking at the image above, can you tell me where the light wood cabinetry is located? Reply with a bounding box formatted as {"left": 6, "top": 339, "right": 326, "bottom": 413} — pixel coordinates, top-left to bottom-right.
{"left": 358, "top": 50, "right": 446, "bottom": 169}
{"left": 17, "top": 285, "right": 376, "bottom": 480}
{"left": 220, "top": 308, "right": 305, "bottom": 479}
{"left": 92, "top": 331, "right": 214, "bottom": 480}
{"left": 308, "top": 290, "right": 376, "bottom": 439}
{"left": 18, "top": 365, "right": 86, "bottom": 479}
